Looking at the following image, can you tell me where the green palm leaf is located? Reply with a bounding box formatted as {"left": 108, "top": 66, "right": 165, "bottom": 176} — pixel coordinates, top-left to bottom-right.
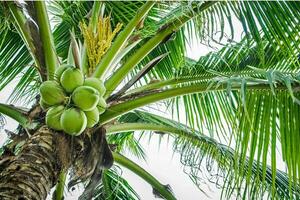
{"left": 113, "top": 110, "right": 300, "bottom": 199}
{"left": 92, "top": 167, "right": 139, "bottom": 200}
{"left": 107, "top": 131, "right": 146, "bottom": 161}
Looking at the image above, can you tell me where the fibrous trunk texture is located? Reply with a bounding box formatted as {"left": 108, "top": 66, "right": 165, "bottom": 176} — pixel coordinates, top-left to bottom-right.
{"left": 0, "top": 126, "right": 63, "bottom": 200}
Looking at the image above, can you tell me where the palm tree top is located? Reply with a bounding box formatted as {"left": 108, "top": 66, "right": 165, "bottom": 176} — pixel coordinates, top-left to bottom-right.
{"left": 0, "top": 1, "right": 300, "bottom": 199}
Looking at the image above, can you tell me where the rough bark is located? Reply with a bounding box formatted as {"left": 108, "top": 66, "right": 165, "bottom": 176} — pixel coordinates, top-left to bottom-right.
{"left": 0, "top": 126, "right": 64, "bottom": 200}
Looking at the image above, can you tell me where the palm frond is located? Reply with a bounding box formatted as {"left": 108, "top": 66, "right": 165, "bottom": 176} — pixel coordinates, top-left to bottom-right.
{"left": 185, "top": 1, "right": 300, "bottom": 54}
{"left": 0, "top": 1, "right": 91, "bottom": 104}
{"left": 107, "top": 0, "right": 300, "bottom": 138}
{"left": 128, "top": 26, "right": 299, "bottom": 93}
{"left": 115, "top": 110, "right": 300, "bottom": 199}
{"left": 119, "top": 0, "right": 300, "bottom": 88}
{"left": 118, "top": 24, "right": 300, "bottom": 160}
{"left": 49, "top": 1, "right": 92, "bottom": 60}
{"left": 107, "top": 131, "right": 146, "bottom": 161}
{"left": 142, "top": 25, "right": 300, "bottom": 196}
{"left": 92, "top": 167, "right": 139, "bottom": 200}
{"left": 0, "top": 114, "right": 5, "bottom": 131}
{"left": 0, "top": 27, "right": 39, "bottom": 105}
{"left": 105, "top": 56, "right": 300, "bottom": 198}
{"left": 8, "top": 67, "right": 40, "bottom": 105}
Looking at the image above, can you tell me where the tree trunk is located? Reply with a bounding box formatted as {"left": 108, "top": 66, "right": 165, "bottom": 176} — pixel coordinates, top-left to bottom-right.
{"left": 0, "top": 126, "right": 65, "bottom": 200}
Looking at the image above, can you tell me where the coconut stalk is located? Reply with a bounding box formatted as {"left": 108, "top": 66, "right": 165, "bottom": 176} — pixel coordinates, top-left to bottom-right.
{"left": 54, "top": 170, "right": 67, "bottom": 200}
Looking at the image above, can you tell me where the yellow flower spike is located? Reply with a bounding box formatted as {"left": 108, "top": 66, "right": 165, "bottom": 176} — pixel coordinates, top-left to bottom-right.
{"left": 80, "top": 16, "right": 122, "bottom": 76}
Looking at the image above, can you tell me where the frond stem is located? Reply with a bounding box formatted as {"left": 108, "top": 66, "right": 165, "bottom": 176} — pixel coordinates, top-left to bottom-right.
{"left": 113, "top": 152, "right": 177, "bottom": 200}
{"left": 106, "top": 122, "right": 178, "bottom": 134}
{"left": 100, "top": 82, "right": 300, "bottom": 124}
{"left": 0, "top": 103, "right": 29, "bottom": 128}
{"left": 103, "top": 1, "right": 216, "bottom": 98}
{"left": 126, "top": 75, "right": 215, "bottom": 95}
{"left": 8, "top": 3, "right": 42, "bottom": 76}
{"left": 34, "top": 1, "right": 57, "bottom": 80}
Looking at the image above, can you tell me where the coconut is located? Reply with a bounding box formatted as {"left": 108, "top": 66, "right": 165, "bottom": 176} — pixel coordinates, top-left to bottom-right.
{"left": 84, "top": 108, "right": 100, "bottom": 128}
{"left": 72, "top": 86, "right": 100, "bottom": 111}
{"left": 39, "top": 81, "right": 66, "bottom": 105}
{"left": 83, "top": 78, "right": 106, "bottom": 96}
{"left": 39, "top": 98, "right": 51, "bottom": 110}
{"left": 60, "top": 67, "right": 84, "bottom": 93}
{"left": 97, "top": 97, "right": 107, "bottom": 114}
{"left": 46, "top": 105, "right": 65, "bottom": 131}
{"left": 54, "top": 64, "right": 72, "bottom": 82}
{"left": 60, "top": 108, "right": 87, "bottom": 136}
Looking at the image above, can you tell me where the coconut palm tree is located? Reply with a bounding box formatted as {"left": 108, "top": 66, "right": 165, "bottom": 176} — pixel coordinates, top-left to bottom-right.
{"left": 0, "top": 1, "right": 300, "bottom": 199}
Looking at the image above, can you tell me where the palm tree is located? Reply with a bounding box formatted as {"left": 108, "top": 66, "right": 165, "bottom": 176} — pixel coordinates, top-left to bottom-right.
{"left": 0, "top": 1, "right": 300, "bottom": 199}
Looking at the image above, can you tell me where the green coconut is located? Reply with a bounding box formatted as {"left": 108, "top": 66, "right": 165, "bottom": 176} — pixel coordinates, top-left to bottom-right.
{"left": 60, "top": 67, "right": 84, "bottom": 93}
{"left": 97, "top": 97, "right": 107, "bottom": 114}
{"left": 39, "top": 81, "right": 66, "bottom": 105}
{"left": 54, "top": 64, "right": 72, "bottom": 82}
{"left": 46, "top": 105, "right": 65, "bottom": 131}
{"left": 72, "top": 86, "right": 100, "bottom": 111}
{"left": 84, "top": 108, "right": 100, "bottom": 128}
{"left": 60, "top": 108, "right": 87, "bottom": 136}
{"left": 39, "top": 98, "right": 52, "bottom": 110}
{"left": 83, "top": 78, "right": 106, "bottom": 96}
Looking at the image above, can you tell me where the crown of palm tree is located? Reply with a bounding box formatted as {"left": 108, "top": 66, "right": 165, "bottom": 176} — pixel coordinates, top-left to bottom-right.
{"left": 0, "top": 1, "right": 300, "bottom": 199}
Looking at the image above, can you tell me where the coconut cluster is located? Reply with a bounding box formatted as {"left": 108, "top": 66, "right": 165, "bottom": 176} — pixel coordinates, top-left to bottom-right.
{"left": 39, "top": 64, "right": 107, "bottom": 136}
